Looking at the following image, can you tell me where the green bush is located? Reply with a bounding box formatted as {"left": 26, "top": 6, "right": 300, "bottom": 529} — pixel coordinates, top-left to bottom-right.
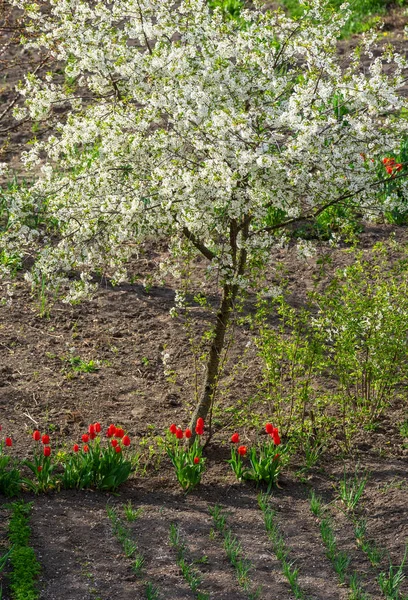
{"left": 279, "top": 0, "right": 406, "bottom": 36}
{"left": 255, "top": 243, "right": 408, "bottom": 447}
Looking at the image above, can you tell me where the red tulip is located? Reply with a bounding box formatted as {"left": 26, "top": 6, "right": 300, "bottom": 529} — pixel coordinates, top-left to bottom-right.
{"left": 272, "top": 430, "right": 281, "bottom": 446}
{"left": 115, "top": 427, "right": 124, "bottom": 438}
{"left": 88, "top": 424, "right": 95, "bottom": 435}
{"left": 73, "top": 444, "right": 79, "bottom": 452}
{"left": 231, "top": 432, "right": 240, "bottom": 444}
{"left": 184, "top": 428, "right": 192, "bottom": 439}
{"left": 107, "top": 424, "right": 116, "bottom": 437}
{"left": 5, "top": 437, "right": 12, "bottom": 447}
{"left": 89, "top": 432, "right": 96, "bottom": 440}
{"left": 176, "top": 428, "right": 183, "bottom": 440}
{"left": 265, "top": 423, "right": 274, "bottom": 434}
{"left": 81, "top": 433, "right": 89, "bottom": 443}
{"left": 37, "top": 466, "right": 43, "bottom": 472}
{"left": 111, "top": 439, "right": 118, "bottom": 448}
{"left": 237, "top": 445, "right": 247, "bottom": 457}
{"left": 122, "top": 435, "right": 131, "bottom": 447}
{"left": 169, "top": 423, "right": 177, "bottom": 434}
{"left": 94, "top": 422, "right": 101, "bottom": 433}
{"left": 42, "top": 434, "right": 50, "bottom": 445}
{"left": 43, "top": 446, "right": 51, "bottom": 457}
{"left": 195, "top": 418, "right": 204, "bottom": 436}
{"left": 33, "top": 430, "right": 41, "bottom": 441}
{"left": 83, "top": 445, "right": 89, "bottom": 453}
{"left": 115, "top": 445, "right": 121, "bottom": 454}
{"left": 194, "top": 456, "right": 200, "bottom": 464}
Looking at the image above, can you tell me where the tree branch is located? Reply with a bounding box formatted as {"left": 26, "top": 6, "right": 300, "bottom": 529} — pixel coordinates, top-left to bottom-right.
{"left": 182, "top": 226, "right": 215, "bottom": 261}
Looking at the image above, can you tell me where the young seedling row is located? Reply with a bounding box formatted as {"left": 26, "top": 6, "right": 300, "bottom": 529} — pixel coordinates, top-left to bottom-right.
{"left": 0, "top": 465, "right": 406, "bottom": 600}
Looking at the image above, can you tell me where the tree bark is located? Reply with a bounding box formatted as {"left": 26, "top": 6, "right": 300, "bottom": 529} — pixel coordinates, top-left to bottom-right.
{"left": 188, "top": 216, "right": 250, "bottom": 441}
{"left": 189, "top": 282, "right": 236, "bottom": 436}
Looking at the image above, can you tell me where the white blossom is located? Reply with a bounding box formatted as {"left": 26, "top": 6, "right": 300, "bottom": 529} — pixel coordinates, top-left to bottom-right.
{"left": 1, "top": 0, "right": 407, "bottom": 300}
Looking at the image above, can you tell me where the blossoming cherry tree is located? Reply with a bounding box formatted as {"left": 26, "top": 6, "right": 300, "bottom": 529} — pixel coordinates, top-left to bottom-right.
{"left": 3, "top": 0, "right": 408, "bottom": 433}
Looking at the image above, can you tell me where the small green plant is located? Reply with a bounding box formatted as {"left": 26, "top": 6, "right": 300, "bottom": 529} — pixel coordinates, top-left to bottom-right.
{"left": 332, "top": 551, "right": 351, "bottom": 584}
{"left": 400, "top": 420, "right": 408, "bottom": 439}
{"left": 354, "top": 519, "right": 384, "bottom": 567}
{"left": 0, "top": 250, "right": 21, "bottom": 275}
{"left": 145, "top": 582, "right": 161, "bottom": 600}
{"left": 258, "top": 494, "right": 306, "bottom": 599}
{"left": 66, "top": 356, "right": 99, "bottom": 373}
{"left": 209, "top": 505, "right": 260, "bottom": 598}
{"left": 166, "top": 420, "right": 205, "bottom": 491}
{"left": 123, "top": 501, "right": 143, "bottom": 522}
{"left": 7, "top": 500, "right": 41, "bottom": 600}
{"left": 296, "top": 437, "right": 326, "bottom": 475}
{"left": 339, "top": 466, "right": 369, "bottom": 511}
{"left": 169, "top": 523, "right": 209, "bottom": 598}
{"left": 0, "top": 435, "right": 21, "bottom": 497}
{"left": 349, "top": 573, "right": 371, "bottom": 600}
{"left": 138, "top": 434, "right": 166, "bottom": 474}
{"left": 377, "top": 547, "right": 407, "bottom": 600}
{"left": 319, "top": 517, "right": 337, "bottom": 561}
{"left": 106, "top": 504, "right": 145, "bottom": 577}
{"left": 309, "top": 490, "right": 323, "bottom": 518}
{"left": 228, "top": 424, "right": 284, "bottom": 492}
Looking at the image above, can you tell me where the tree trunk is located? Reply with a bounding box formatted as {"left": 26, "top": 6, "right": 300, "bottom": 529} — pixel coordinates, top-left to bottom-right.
{"left": 187, "top": 214, "right": 250, "bottom": 443}
{"left": 189, "top": 282, "right": 236, "bottom": 437}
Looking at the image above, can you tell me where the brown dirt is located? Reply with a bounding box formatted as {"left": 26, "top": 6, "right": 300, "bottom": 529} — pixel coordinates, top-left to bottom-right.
{"left": 0, "top": 460, "right": 407, "bottom": 599}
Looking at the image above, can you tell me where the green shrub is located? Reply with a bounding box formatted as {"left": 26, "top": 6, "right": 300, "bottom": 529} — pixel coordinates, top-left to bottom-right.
{"left": 256, "top": 243, "right": 408, "bottom": 447}
{"left": 279, "top": 0, "right": 405, "bottom": 36}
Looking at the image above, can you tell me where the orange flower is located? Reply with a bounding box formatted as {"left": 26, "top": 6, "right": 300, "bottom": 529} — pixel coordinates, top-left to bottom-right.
{"left": 383, "top": 157, "right": 395, "bottom": 166}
